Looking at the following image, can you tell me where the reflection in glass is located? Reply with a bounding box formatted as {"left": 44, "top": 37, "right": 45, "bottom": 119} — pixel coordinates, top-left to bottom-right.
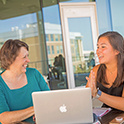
{"left": 68, "top": 17, "right": 95, "bottom": 87}
{"left": 42, "top": 1, "right": 67, "bottom": 90}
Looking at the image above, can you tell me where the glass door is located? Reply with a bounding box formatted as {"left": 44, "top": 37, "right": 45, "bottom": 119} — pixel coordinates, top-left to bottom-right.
{"left": 59, "top": 2, "right": 99, "bottom": 88}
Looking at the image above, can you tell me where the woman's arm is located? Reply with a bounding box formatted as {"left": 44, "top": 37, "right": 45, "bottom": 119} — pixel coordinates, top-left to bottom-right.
{"left": 98, "top": 88, "right": 124, "bottom": 111}
{"left": 86, "top": 65, "right": 124, "bottom": 111}
{"left": 0, "top": 106, "right": 34, "bottom": 124}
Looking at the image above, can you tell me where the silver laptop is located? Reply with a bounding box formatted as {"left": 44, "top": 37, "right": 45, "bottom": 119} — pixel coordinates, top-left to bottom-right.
{"left": 32, "top": 88, "right": 93, "bottom": 124}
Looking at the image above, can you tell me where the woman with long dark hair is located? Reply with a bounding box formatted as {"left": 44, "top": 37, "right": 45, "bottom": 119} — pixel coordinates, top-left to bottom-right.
{"left": 86, "top": 31, "right": 124, "bottom": 111}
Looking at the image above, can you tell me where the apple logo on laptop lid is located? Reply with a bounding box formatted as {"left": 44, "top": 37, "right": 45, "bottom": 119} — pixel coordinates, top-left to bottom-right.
{"left": 59, "top": 104, "right": 67, "bottom": 113}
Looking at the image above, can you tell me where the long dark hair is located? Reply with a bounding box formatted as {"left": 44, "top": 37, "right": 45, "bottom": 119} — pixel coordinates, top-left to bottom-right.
{"left": 96, "top": 31, "right": 124, "bottom": 87}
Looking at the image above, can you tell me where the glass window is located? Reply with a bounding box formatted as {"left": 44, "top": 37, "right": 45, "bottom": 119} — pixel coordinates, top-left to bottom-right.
{"left": 42, "top": 1, "right": 67, "bottom": 90}
{"left": 46, "top": 34, "right": 49, "bottom": 41}
{"left": 47, "top": 46, "right": 50, "bottom": 54}
{"left": 60, "top": 34, "right": 62, "bottom": 41}
{"left": 68, "top": 17, "right": 94, "bottom": 87}
{"left": 110, "top": 0, "right": 124, "bottom": 35}
{"left": 96, "top": 0, "right": 112, "bottom": 34}
{"left": 60, "top": 45, "right": 63, "bottom": 53}
{"left": 55, "top": 34, "right": 59, "bottom": 41}
{"left": 51, "top": 45, "right": 54, "bottom": 54}
{"left": 56, "top": 46, "right": 60, "bottom": 54}
{"left": 50, "top": 34, "right": 54, "bottom": 41}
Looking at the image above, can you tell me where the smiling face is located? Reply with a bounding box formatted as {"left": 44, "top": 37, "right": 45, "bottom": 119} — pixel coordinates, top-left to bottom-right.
{"left": 96, "top": 37, "right": 119, "bottom": 65}
{"left": 10, "top": 47, "right": 30, "bottom": 73}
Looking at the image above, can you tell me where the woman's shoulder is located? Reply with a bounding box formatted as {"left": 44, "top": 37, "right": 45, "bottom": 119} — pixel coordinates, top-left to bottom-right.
{"left": 26, "top": 67, "right": 38, "bottom": 73}
{"left": 26, "top": 68, "right": 41, "bottom": 77}
{"left": 92, "top": 64, "right": 101, "bottom": 73}
{"left": 26, "top": 68, "right": 39, "bottom": 76}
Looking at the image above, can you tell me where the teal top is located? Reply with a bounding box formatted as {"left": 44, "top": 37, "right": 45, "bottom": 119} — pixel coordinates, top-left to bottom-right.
{"left": 0, "top": 68, "right": 50, "bottom": 123}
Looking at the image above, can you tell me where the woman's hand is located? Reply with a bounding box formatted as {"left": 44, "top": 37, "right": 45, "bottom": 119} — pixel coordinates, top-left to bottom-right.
{"left": 86, "top": 70, "right": 97, "bottom": 97}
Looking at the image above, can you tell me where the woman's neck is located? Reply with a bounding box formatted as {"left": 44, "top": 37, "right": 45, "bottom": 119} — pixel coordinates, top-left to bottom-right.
{"left": 105, "top": 62, "right": 117, "bottom": 73}
{"left": 105, "top": 57, "right": 118, "bottom": 72}
{"left": 1, "top": 69, "right": 27, "bottom": 89}
{"left": 3, "top": 69, "right": 24, "bottom": 80}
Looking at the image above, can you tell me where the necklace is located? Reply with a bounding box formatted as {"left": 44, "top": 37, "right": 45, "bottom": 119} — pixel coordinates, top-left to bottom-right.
{"left": 107, "top": 68, "right": 117, "bottom": 75}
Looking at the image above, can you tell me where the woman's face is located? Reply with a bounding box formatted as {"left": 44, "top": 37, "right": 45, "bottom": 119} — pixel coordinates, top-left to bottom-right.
{"left": 96, "top": 37, "right": 119, "bottom": 65}
{"left": 10, "top": 47, "right": 30, "bottom": 73}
